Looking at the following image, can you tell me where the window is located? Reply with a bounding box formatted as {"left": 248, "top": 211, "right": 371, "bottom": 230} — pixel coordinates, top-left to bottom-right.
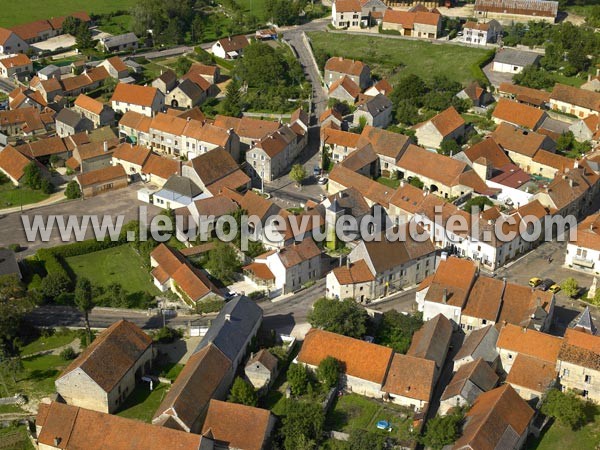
{"left": 508, "top": 354, "right": 513, "bottom": 360}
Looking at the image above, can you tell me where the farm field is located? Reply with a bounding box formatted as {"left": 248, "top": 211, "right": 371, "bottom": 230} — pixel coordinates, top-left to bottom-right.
{"left": 308, "top": 32, "right": 491, "bottom": 86}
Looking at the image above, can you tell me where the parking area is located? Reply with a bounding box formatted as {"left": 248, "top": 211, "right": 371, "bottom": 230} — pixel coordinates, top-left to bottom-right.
{"left": 482, "top": 62, "right": 515, "bottom": 88}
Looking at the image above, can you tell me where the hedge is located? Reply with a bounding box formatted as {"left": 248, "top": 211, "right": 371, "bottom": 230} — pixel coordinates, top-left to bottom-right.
{"left": 470, "top": 49, "right": 496, "bottom": 87}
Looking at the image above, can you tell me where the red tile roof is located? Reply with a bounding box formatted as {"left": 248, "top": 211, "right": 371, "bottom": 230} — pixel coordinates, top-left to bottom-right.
{"left": 297, "top": 328, "right": 394, "bottom": 384}
{"left": 493, "top": 98, "right": 545, "bottom": 130}
{"left": 382, "top": 353, "right": 435, "bottom": 401}
{"left": 111, "top": 83, "right": 160, "bottom": 107}
{"left": 141, "top": 154, "right": 180, "bottom": 180}
{"left": 201, "top": 400, "right": 273, "bottom": 450}
{"left": 73, "top": 94, "right": 105, "bottom": 115}
{"left": 551, "top": 83, "right": 600, "bottom": 113}
{"left": 497, "top": 323, "right": 562, "bottom": 364}
{"left": 59, "top": 320, "right": 151, "bottom": 392}
{"left": 328, "top": 75, "right": 361, "bottom": 99}
{"left": 76, "top": 164, "right": 127, "bottom": 188}
{"left": 334, "top": 0, "right": 362, "bottom": 12}
{"left": 558, "top": 328, "right": 600, "bottom": 371}
{"left": 332, "top": 259, "right": 375, "bottom": 284}
{"left": 0, "top": 145, "right": 33, "bottom": 181}
{"left": 506, "top": 353, "right": 557, "bottom": 393}
{"left": 325, "top": 56, "right": 368, "bottom": 76}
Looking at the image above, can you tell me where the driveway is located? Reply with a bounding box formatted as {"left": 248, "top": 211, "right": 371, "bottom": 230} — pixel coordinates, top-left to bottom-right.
{"left": 483, "top": 62, "right": 514, "bottom": 88}
{"left": 0, "top": 183, "right": 162, "bottom": 257}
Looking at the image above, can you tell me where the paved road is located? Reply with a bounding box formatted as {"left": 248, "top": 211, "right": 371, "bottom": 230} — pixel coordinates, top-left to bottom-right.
{"left": 0, "top": 77, "right": 17, "bottom": 94}
{"left": 0, "top": 184, "right": 162, "bottom": 257}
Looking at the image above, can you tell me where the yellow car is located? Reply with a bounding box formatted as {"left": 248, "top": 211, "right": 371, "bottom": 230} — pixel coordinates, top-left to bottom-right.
{"left": 529, "top": 277, "right": 542, "bottom": 287}
{"left": 549, "top": 283, "right": 561, "bottom": 293}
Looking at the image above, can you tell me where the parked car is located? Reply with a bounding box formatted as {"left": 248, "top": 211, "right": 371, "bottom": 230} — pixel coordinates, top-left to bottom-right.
{"left": 318, "top": 177, "right": 328, "bottom": 185}
{"left": 548, "top": 283, "right": 561, "bottom": 293}
{"left": 537, "top": 279, "right": 556, "bottom": 291}
{"left": 529, "top": 277, "right": 542, "bottom": 287}
{"left": 313, "top": 166, "right": 321, "bottom": 177}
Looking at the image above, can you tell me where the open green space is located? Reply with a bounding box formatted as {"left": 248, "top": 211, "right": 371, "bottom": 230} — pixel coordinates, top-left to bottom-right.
{"left": 96, "top": 13, "right": 132, "bottom": 35}
{"left": 526, "top": 405, "right": 600, "bottom": 450}
{"left": 0, "top": 183, "right": 49, "bottom": 210}
{"left": 376, "top": 177, "right": 401, "bottom": 189}
{"left": 0, "top": 0, "right": 137, "bottom": 28}
{"left": 308, "top": 32, "right": 490, "bottom": 86}
{"left": 20, "top": 329, "right": 79, "bottom": 356}
{"left": 116, "top": 382, "right": 168, "bottom": 423}
{"left": 237, "top": 0, "right": 270, "bottom": 21}
{"left": 0, "top": 425, "right": 35, "bottom": 450}
{"left": 64, "top": 245, "right": 160, "bottom": 295}
{"left": 0, "top": 354, "right": 67, "bottom": 401}
{"left": 325, "top": 393, "right": 415, "bottom": 442}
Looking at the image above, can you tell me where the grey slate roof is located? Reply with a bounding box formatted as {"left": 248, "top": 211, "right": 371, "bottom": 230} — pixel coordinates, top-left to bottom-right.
{"left": 194, "top": 295, "right": 263, "bottom": 363}
{"left": 494, "top": 48, "right": 540, "bottom": 67}
{"left": 358, "top": 93, "right": 392, "bottom": 116}
{"left": 176, "top": 78, "right": 205, "bottom": 102}
{"left": 55, "top": 108, "right": 85, "bottom": 128}
{"left": 570, "top": 306, "right": 597, "bottom": 335}
{"left": 103, "top": 33, "right": 138, "bottom": 49}
{"left": 38, "top": 64, "right": 60, "bottom": 77}
{"left": 161, "top": 175, "right": 203, "bottom": 198}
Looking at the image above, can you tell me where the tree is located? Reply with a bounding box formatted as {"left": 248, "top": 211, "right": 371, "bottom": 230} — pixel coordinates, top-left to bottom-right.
{"left": 308, "top": 298, "right": 369, "bottom": 339}
{"left": 206, "top": 242, "right": 241, "bottom": 284}
{"left": 409, "top": 176, "right": 424, "bottom": 189}
{"left": 174, "top": 57, "right": 192, "bottom": 77}
{"left": 513, "top": 65, "right": 554, "bottom": 90}
{"left": 228, "top": 377, "right": 258, "bottom": 406}
{"left": 0, "top": 275, "right": 31, "bottom": 355}
{"left": 316, "top": 356, "right": 339, "bottom": 390}
{"left": 60, "top": 346, "right": 77, "bottom": 360}
{"left": 23, "top": 163, "right": 42, "bottom": 190}
{"left": 74, "top": 277, "right": 94, "bottom": 343}
{"left": 541, "top": 389, "right": 588, "bottom": 430}
{"left": 420, "top": 413, "right": 462, "bottom": 450}
{"left": 40, "top": 272, "right": 71, "bottom": 299}
{"left": 41, "top": 178, "right": 53, "bottom": 194}
{"left": 439, "top": 138, "right": 461, "bottom": 156}
{"left": 75, "top": 23, "right": 94, "bottom": 49}
{"left": 287, "top": 363, "right": 310, "bottom": 396}
{"left": 290, "top": 164, "right": 307, "bottom": 187}
{"left": 463, "top": 196, "right": 494, "bottom": 213}
{"left": 376, "top": 310, "right": 423, "bottom": 353}
{"left": 222, "top": 78, "right": 242, "bottom": 117}
{"left": 561, "top": 277, "right": 579, "bottom": 298}
{"left": 347, "top": 429, "right": 386, "bottom": 450}
{"left": 391, "top": 74, "right": 427, "bottom": 105}
{"left": 65, "top": 180, "right": 81, "bottom": 199}
{"left": 281, "top": 400, "right": 325, "bottom": 450}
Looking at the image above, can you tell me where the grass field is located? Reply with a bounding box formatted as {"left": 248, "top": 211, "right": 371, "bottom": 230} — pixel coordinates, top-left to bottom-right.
{"left": 20, "top": 330, "right": 79, "bottom": 356}
{"left": 0, "top": 0, "right": 137, "bottom": 28}
{"left": 308, "top": 32, "right": 490, "bottom": 86}
{"left": 0, "top": 183, "right": 49, "bottom": 210}
{"left": 237, "top": 0, "right": 270, "bottom": 21}
{"left": 65, "top": 245, "right": 159, "bottom": 295}
{"left": 0, "top": 425, "right": 35, "bottom": 450}
{"left": 325, "top": 393, "right": 415, "bottom": 442}
{"left": 117, "top": 382, "right": 168, "bottom": 423}
{"left": 526, "top": 405, "right": 600, "bottom": 450}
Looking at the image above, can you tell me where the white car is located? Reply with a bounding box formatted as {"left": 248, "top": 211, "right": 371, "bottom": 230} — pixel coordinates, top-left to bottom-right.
{"left": 318, "top": 177, "right": 328, "bottom": 185}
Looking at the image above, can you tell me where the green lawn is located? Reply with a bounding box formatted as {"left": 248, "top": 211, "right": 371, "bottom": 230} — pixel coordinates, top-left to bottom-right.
{"left": 0, "top": 354, "right": 67, "bottom": 401}
{"left": 64, "top": 245, "right": 160, "bottom": 295}
{"left": 20, "top": 330, "right": 79, "bottom": 356}
{"left": 117, "top": 382, "right": 168, "bottom": 423}
{"left": 376, "top": 177, "right": 401, "bottom": 189}
{"left": 0, "top": 403, "right": 26, "bottom": 414}
{"left": 0, "top": 183, "right": 49, "bottom": 210}
{"left": 308, "top": 32, "right": 490, "bottom": 86}
{"left": 325, "top": 393, "right": 415, "bottom": 442}
{"left": 159, "top": 363, "right": 184, "bottom": 383}
{"left": 0, "top": 0, "right": 137, "bottom": 28}
{"left": 526, "top": 405, "right": 600, "bottom": 450}
{"left": 0, "top": 425, "right": 35, "bottom": 450}
{"left": 96, "top": 13, "right": 132, "bottom": 35}
{"left": 237, "top": 0, "right": 270, "bottom": 21}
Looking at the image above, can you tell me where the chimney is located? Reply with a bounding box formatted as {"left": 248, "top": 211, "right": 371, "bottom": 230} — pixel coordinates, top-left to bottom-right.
{"left": 103, "top": 141, "right": 108, "bottom": 152}
{"left": 225, "top": 313, "right": 231, "bottom": 321}
{"left": 569, "top": 179, "right": 574, "bottom": 187}
{"left": 442, "top": 288, "right": 448, "bottom": 304}
{"left": 574, "top": 161, "right": 579, "bottom": 169}
{"left": 346, "top": 258, "right": 350, "bottom": 268}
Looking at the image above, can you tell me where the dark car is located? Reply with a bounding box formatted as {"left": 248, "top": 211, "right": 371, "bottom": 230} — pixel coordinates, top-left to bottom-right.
{"left": 537, "top": 278, "right": 555, "bottom": 291}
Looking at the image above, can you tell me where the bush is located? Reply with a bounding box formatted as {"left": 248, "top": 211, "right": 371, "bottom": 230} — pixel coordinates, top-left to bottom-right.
{"left": 153, "top": 326, "right": 183, "bottom": 343}
{"left": 541, "top": 389, "right": 588, "bottom": 430}
{"left": 248, "top": 290, "right": 266, "bottom": 301}
{"left": 65, "top": 180, "right": 81, "bottom": 199}
{"left": 8, "top": 243, "right": 22, "bottom": 253}
{"left": 196, "top": 299, "right": 225, "bottom": 314}
{"left": 561, "top": 277, "right": 579, "bottom": 298}
{"left": 60, "top": 346, "right": 77, "bottom": 360}
{"left": 40, "top": 272, "right": 72, "bottom": 299}
{"left": 287, "top": 363, "right": 310, "bottom": 396}
{"left": 316, "top": 356, "right": 339, "bottom": 390}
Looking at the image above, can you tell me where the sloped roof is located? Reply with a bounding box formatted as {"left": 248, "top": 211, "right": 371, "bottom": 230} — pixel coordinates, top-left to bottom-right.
{"left": 74, "top": 94, "right": 106, "bottom": 115}
{"left": 217, "top": 35, "right": 250, "bottom": 53}
{"left": 332, "top": 259, "right": 375, "bottom": 285}
{"left": 496, "top": 323, "right": 562, "bottom": 364}
{"left": 407, "top": 314, "right": 453, "bottom": 366}
{"left": 112, "top": 143, "right": 152, "bottom": 166}
{"left": 551, "top": 83, "right": 600, "bottom": 112}
{"left": 271, "top": 237, "right": 321, "bottom": 269}
{"left": 462, "top": 276, "right": 504, "bottom": 322}
{"left": 441, "top": 358, "right": 498, "bottom": 401}
{"left": 58, "top": 320, "right": 151, "bottom": 392}
{"left": 201, "top": 400, "right": 273, "bottom": 450}
{"left": 498, "top": 82, "right": 550, "bottom": 107}
{"left": 382, "top": 353, "right": 435, "bottom": 402}
{"left": 141, "top": 154, "right": 180, "bottom": 180}
{"left": 428, "top": 106, "right": 465, "bottom": 137}
{"left": 76, "top": 164, "right": 126, "bottom": 188}
{"left": 325, "top": 56, "right": 368, "bottom": 76}
{"left": 38, "top": 401, "right": 205, "bottom": 450}
{"left": 452, "top": 384, "right": 534, "bottom": 450}
{"left": 111, "top": 83, "right": 160, "bottom": 107}
{"left": 423, "top": 256, "right": 477, "bottom": 307}
{"left": 397, "top": 144, "right": 468, "bottom": 188}
{"left": 558, "top": 328, "right": 600, "bottom": 371}
{"left": 194, "top": 295, "right": 263, "bottom": 363}
{"left": 492, "top": 98, "right": 545, "bottom": 130}
{"left": 491, "top": 122, "right": 547, "bottom": 157}
{"left": 298, "top": 328, "right": 394, "bottom": 384}
{"left": 153, "top": 342, "right": 231, "bottom": 432}
{"left": 0, "top": 145, "right": 33, "bottom": 181}
{"left": 0, "top": 54, "right": 31, "bottom": 69}
{"left": 186, "top": 147, "right": 243, "bottom": 186}
{"left": 464, "top": 138, "right": 512, "bottom": 168}
{"left": 329, "top": 75, "right": 361, "bottom": 99}
{"left": 506, "top": 353, "right": 557, "bottom": 393}
{"left": 357, "top": 125, "right": 411, "bottom": 161}
{"left": 454, "top": 325, "right": 498, "bottom": 361}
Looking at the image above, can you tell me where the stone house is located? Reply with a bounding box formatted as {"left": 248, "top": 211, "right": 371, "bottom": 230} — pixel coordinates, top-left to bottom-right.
{"left": 414, "top": 106, "right": 466, "bottom": 150}
{"left": 75, "top": 164, "right": 128, "bottom": 198}
{"left": 111, "top": 143, "right": 152, "bottom": 177}
{"left": 321, "top": 128, "right": 361, "bottom": 163}
{"left": 73, "top": 94, "right": 115, "bottom": 127}
{"left": 506, "top": 353, "right": 557, "bottom": 405}
{"left": 111, "top": 83, "right": 164, "bottom": 117}
{"left": 564, "top": 213, "right": 600, "bottom": 273}
{"left": 453, "top": 325, "right": 499, "bottom": 371}
{"left": 324, "top": 57, "right": 371, "bottom": 89}
{"left": 331, "top": 0, "right": 362, "bottom": 29}
{"left": 152, "top": 69, "right": 178, "bottom": 95}
{"left": 99, "top": 56, "right": 129, "bottom": 79}
{"left": 381, "top": 9, "right": 442, "bottom": 39}
{"left": 251, "top": 238, "right": 322, "bottom": 295}
{"left": 55, "top": 320, "right": 154, "bottom": 414}
{"left": 245, "top": 349, "right": 278, "bottom": 390}
{"left": 55, "top": 108, "right": 93, "bottom": 138}
{"left": 0, "top": 145, "right": 40, "bottom": 185}
{"left": 439, "top": 358, "right": 498, "bottom": 415}
{"left": 0, "top": 54, "right": 32, "bottom": 79}
{"left": 557, "top": 328, "right": 600, "bottom": 404}
{"left": 0, "top": 28, "right": 28, "bottom": 55}
{"left": 353, "top": 93, "right": 393, "bottom": 128}
{"left": 570, "top": 115, "right": 600, "bottom": 144}
{"left": 407, "top": 314, "right": 453, "bottom": 382}
{"left": 550, "top": 83, "right": 600, "bottom": 119}
{"left": 100, "top": 32, "right": 138, "bottom": 52}
{"left": 166, "top": 79, "right": 206, "bottom": 109}
{"left": 182, "top": 148, "right": 250, "bottom": 195}
{"left": 492, "top": 98, "right": 547, "bottom": 130}
{"left": 490, "top": 122, "right": 555, "bottom": 171}
{"left": 461, "top": 20, "right": 502, "bottom": 45}
{"left": 328, "top": 76, "right": 361, "bottom": 103}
